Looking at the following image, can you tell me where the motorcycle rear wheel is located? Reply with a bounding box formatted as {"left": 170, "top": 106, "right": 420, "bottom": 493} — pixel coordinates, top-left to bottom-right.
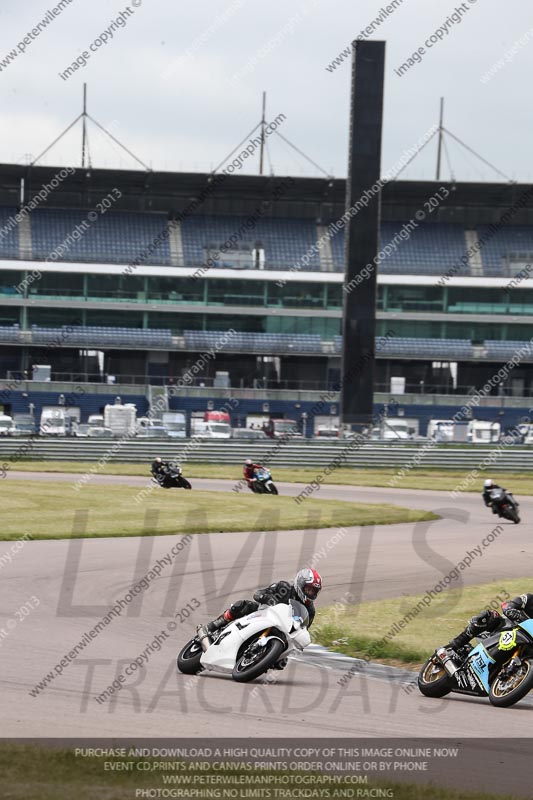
{"left": 232, "top": 638, "right": 286, "bottom": 683}
{"left": 177, "top": 638, "right": 203, "bottom": 674}
{"left": 489, "top": 658, "right": 533, "bottom": 707}
{"left": 417, "top": 657, "right": 452, "bottom": 697}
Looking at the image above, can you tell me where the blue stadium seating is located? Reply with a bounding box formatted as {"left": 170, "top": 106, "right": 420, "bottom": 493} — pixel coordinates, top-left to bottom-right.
{"left": 31, "top": 210, "right": 171, "bottom": 265}
{"left": 181, "top": 215, "right": 321, "bottom": 270}
{"left": 0, "top": 208, "right": 22, "bottom": 260}
{"left": 477, "top": 226, "right": 533, "bottom": 276}
{"left": 31, "top": 325, "right": 173, "bottom": 348}
{"left": 184, "top": 330, "right": 323, "bottom": 353}
{"left": 335, "top": 335, "right": 473, "bottom": 359}
{"left": 331, "top": 223, "right": 470, "bottom": 275}
{"left": 485, "top": 340, "right": 533, "bottom": 361}
{"left": 0, "top": 324, "right": 21, "bottom": 342}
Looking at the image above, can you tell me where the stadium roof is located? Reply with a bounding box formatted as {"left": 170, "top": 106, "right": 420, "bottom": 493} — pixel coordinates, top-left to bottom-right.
{"left": 0, "top": 162, "right": 532, "bottom": 224}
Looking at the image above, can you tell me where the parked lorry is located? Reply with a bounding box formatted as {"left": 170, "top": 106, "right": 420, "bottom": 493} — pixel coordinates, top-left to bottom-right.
{"left": 468, "top": 420, "right": 501, "bottom": 444}
{"left": 371, "top": 418, "right": 419, "bottom": 440}
{"left": 11, "top": 414, "right": 36, "bottom": 436}
{"left": 104, "top": 402, "right": 137, "bottom": 437}
{"left": 191, "top": 420, "right": 231, "bottom": 439}
{"left": 245, "top": 415, "right": 301, "bottom": 438}
{"left": 40, "top": 406, "right": 80, "bottom": 436}
{"left": 162, "top": 411, "right": 187, "bottom": 439}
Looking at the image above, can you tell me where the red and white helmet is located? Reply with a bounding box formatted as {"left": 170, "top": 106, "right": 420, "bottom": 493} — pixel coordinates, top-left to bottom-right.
{"left": 294, "top": 568, "right": 322, "bottom": 603}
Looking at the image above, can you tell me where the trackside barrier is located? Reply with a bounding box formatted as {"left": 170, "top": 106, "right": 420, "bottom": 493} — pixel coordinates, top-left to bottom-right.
{"left": 0, "top": 439, "right": 532, "bottom": 470}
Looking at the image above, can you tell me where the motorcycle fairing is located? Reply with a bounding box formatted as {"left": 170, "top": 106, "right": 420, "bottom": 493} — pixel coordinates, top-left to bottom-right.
{"left": 498, "top": 629, "right": 518, "bottom": 651}
{"left": 467, "top": 643, "right": 495, "bottom": 693}
{"left": 519, "top": 619, "right": 533, "bottom": 638}
{"left": 200, "top": 604, "right": 292, "bottom": 672}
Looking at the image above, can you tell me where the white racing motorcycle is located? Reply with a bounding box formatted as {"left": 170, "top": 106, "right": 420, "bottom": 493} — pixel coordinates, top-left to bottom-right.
{"left": 177, "top": 600, "right": 311, "bottom": 683}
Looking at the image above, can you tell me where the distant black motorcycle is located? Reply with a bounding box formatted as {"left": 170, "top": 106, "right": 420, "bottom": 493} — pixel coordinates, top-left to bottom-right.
{"left": 152, "top": 464, "right": 192, "bottom": 490}
{"left": 489, "top": 487, "right": 520, "bottom": 523}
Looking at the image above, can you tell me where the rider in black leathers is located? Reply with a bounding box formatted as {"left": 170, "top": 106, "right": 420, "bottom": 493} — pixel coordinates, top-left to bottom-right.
{"left": 151, "top": 457, "right": 171, "bottom": 485}
{"left": 482, "top": 478, "right": 505, "bottom": 514}
{"left": 447, "top": 594, "right": 533, "bottom": 652}
{"left": 196, "top": 568, "right": 323, "bottom": 668}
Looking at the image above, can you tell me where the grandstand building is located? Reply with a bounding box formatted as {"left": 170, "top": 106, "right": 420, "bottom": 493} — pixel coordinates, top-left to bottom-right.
{"left": 1, "top": 163, "right": 533, "bottom": 434}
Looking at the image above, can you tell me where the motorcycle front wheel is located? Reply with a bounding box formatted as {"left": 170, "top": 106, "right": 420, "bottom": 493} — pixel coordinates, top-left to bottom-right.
{"left": 177, "top": 638, "right": 204, "bottom": 674}
{"left": 417, "top": 657, "right": 452, "bottom": 698}
{"left": 232, "top": 637, "right": 286, "bottom": 683}
{"left": 489, "top": 658, "right": 533, "bottom": 707}
{"left": 267, "top": 482, "right": 279, "bottom": 495}
{"left": 509, "top": 508, "right": 520, "bottom": 524}
{"left": 179, "top": 478, "right": 192, "bottom": 489}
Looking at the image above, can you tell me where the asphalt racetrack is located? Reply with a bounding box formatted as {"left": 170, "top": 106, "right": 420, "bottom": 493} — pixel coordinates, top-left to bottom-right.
{"left": 2, "top": 472, "right": 533, "bottom": 795}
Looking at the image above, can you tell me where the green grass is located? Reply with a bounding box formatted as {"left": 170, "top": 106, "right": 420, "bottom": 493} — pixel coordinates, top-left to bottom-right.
{"left": 7, "top": 460, "right": 533, "bottom": 494}
{"left": 312, "top": 579, "right": 530, "bottom": 668}
{"left": 0, "top": 743, "right": 523, "bottom": 800}
{"left": 0, "top": 478, "right": 437, "bottom": 540}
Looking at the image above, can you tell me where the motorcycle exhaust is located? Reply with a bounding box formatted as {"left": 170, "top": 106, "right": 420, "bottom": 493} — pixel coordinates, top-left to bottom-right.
{"left": 436, "top": 647, "right": 460, "bottom": 677}
{"left": 196, "top": 626, "right": 211, "bottom": 652}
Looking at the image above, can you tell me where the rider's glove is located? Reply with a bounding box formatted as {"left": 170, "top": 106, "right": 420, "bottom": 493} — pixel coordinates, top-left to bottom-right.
{"left": 261, "top": 596, "right": 277, "bottom": 606}
{"left": 503, "top": 606, "right": 527, "bottom": 623}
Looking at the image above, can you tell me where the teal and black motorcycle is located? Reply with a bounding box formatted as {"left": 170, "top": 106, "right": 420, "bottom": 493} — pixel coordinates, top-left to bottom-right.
{"left": 418, "top": 620, "right": 533, "bottom": 708}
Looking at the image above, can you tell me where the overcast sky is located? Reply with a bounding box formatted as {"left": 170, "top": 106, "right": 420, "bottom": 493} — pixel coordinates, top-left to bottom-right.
{"left": 0, "top": 0, "right": 532, "bottom": 182}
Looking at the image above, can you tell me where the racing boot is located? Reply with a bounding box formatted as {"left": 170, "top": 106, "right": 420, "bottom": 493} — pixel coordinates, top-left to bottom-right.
{"left": 197, "top": 610, "right": 233, "bottom": 651}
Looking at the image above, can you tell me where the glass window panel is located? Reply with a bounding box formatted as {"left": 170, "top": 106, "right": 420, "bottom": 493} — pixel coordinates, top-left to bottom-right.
{"left": 0, "top": 271, "right": 25, "bottom": 297}
{"left": 87, "top": 273, "right": 144, "bottom": 301}
{"left": 267, "top": 281, "right": 324, "bottom": 308}
{"left": 207, "top": 279, "right": 264, "bottom": 306}
{"left": 147, "top": 277, "right": 204, "bottom": 304}
{"left": 29, "top": 272, "right": 84, "bottom": 298}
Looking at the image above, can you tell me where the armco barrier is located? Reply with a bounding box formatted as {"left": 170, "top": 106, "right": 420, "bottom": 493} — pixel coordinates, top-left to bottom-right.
{"left": 0, "top": 438, "right": 532, "bottom": 470}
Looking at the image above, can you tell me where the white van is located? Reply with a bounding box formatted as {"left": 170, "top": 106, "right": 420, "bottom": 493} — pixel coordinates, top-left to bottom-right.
{"left": 193, "top": 421, "right": 231, "bottom": 439}
{"left": 0, "top": 413, "right": 14, "bottom": 435}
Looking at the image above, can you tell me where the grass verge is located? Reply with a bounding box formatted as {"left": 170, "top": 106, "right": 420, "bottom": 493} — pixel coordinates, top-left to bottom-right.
{"left": 0, "top": 479, "right": 437, "bottom": 540}
{"left": 312, "top": 579, "right": 531, "bottom": 669}
{"left": 0, "top": 743, "right": 523, "bottom": 800}
{"left": 7, "top": 460, "right": 533, "bottom": 494}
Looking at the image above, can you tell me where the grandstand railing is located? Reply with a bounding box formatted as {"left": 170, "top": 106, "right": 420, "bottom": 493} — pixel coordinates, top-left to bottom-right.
{"left": 4, "top": 371, "right": 533, "bottom": 398}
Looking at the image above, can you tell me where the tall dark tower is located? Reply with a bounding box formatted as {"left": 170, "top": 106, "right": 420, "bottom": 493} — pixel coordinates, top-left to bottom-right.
{"left": 341, "top": 40, "right": 385, "bottom": 426}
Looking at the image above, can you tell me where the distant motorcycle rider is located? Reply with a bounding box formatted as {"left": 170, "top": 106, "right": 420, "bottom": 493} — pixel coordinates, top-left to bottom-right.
{"left": 447, "top": 594, "right": 533, "bottom": 653}
{"left": 243, "top": 458, "right": 262, "bottom": 489}
{"left": 482, "top": 478, "right": 505, "bottom": 513}
{"left": 151, "top": 457, "right": 170, "bottom": 484}
{"left": 196, "top": 568, "right": 323, "bottom": 666}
